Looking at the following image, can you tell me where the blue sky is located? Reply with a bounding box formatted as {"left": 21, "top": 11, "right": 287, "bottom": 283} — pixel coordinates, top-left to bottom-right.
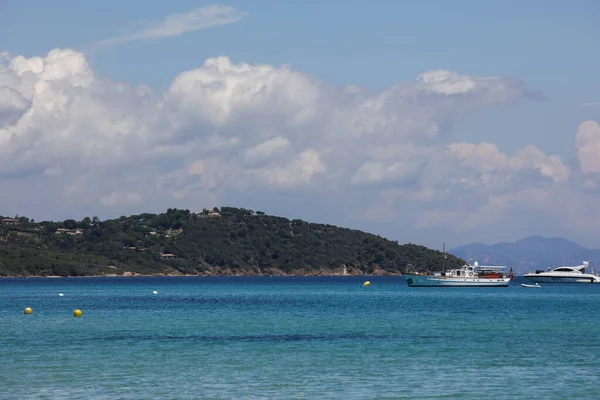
{"left": 1, "top": 0, "right": 600, "bottom": 249}
{"left": 3, "top": 0, "right": 599, "bottom": 155}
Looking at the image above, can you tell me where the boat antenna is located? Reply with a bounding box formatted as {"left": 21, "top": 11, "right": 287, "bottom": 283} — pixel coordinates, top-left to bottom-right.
{"left": 442, "top": 242, "right": 446, "bottom": 274}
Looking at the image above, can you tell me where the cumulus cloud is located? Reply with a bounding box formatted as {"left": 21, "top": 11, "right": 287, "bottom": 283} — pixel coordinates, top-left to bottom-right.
{"left": 243, "top": 137, "right": 291, "bottom": 165}
{"left": 2, "top": 47, "right": 598, "bottom": 245}
{"left": 449, "top": 142, "right": 570, "bottom": 183}
{"left": 260, "top": 149, "right": 326, "bottom": 188}
{"left": 0, "top": 86, "right": 30, "bottom": 127}
{"left": 95, "top": 5, "right": 244, "bottom": 46}
{"left": 575, "top": 120, "right": 600, "bottom": 174}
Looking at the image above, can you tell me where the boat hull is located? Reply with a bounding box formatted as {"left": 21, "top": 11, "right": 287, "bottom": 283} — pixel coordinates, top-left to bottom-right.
{"left": 405, "top": 274, "right": 510, "bottom": 287}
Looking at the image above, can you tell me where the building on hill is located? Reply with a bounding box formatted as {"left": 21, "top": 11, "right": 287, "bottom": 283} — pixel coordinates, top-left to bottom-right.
{"left": 55, "top": 228, "right": 83, "bottom": 235}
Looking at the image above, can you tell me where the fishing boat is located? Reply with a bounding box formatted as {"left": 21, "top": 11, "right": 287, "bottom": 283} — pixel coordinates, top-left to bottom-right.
{"left": 523, "top": 261, "right": 600, "bottom": 284}
{"left": 404, "top": 243, "right": 511, "bottom": 287}
{"left": 521, "top": 283, "right": 541, "bottom": 288}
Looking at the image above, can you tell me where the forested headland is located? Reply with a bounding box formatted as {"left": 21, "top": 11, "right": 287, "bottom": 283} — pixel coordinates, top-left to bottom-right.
{"left": 0, "top": 207, "right": 464, "bottom": 277}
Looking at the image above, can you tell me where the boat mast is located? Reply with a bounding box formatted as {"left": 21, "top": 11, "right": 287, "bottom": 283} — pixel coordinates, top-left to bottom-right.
{"left": 442, "top": 242, "right": 446, "bottom": 274}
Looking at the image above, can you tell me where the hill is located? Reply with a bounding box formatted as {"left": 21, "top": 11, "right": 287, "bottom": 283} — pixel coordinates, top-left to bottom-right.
{"left": 0, "top": 207, "right": 464, "bottom": 277}
{"left": 449, "top": 235, "right": 600, "bottom": 273}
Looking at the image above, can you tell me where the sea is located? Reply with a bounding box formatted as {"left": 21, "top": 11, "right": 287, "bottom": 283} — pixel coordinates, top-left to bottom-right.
{"left": 1, "top": 276, "right": 599, "bottom": 399}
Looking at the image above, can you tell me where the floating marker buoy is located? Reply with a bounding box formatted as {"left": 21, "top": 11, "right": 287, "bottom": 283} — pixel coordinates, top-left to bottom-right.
{"left": 59, "top": 293, "right": 64, "bottom": 297}
{"left": 153, "top": 291, "right": 158, "bottom": 295}
{"left": 363, "top": 281, "right": 371, "bottom": 287}
{"left": 73, "top": 309, "right": 82, "bottom": 317}
{"left": 24, "top": 307, "right": 32, "bottom": 314}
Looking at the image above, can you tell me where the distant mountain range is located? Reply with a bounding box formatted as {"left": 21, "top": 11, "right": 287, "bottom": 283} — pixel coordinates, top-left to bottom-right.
{"left": 449, "top": 236, "right": 600, "bottom": 274}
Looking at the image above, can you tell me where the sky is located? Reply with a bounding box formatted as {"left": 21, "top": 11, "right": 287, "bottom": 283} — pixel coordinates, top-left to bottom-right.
{"left": 1, "top": 0, "right": 600, "bottom": 250}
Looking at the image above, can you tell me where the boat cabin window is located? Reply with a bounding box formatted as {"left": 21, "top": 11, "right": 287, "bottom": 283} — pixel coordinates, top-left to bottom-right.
{"left": 456, "top": 271, "right": 460, "bottom": 276}
{"left": 554, "top": 268, "right": 575, "bottom": 272}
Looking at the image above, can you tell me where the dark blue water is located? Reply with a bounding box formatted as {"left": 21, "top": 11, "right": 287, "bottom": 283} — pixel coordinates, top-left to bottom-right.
{"left": 1, "top": 276, "right": 599, "bottom": 399}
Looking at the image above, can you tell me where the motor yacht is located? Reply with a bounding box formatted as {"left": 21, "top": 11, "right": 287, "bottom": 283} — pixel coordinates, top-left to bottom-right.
{"left": 523, "top": 261, "right": 600, "bottom": 284}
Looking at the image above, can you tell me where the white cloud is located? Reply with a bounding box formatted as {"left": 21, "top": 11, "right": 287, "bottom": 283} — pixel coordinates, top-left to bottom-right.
{"left": 0, "top": 86, "right": 30, "bottom": 128}
{"left": 575, "top": 120, "right": 600, "bottom": 174}
{"left": 2, "top": 47, "right": 599, "bottom": 247}
{"left": 167, "top": 56, "right": 321, "bottom": 128}
{"left": 449, "top": 142, "right": 570, "bottom": 183}
{"left": 244, "top": 137, "right": 291, "bottom": 164}
{"left": 350, "top": 158, "right": 424, "bottom": 186}
{"left": 510, "top": 146, "right": 570, "bottom": 183}
{"left": 260, "top": 149, "right": 326, "bottom": 188}
{"left": 95, "top": 5, "right": 244, "bottom": 46}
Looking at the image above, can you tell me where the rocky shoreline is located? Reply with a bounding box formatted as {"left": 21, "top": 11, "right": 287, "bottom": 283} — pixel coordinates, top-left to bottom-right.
{"left": 1, "top": 265, "right": 404, "bottom": 278}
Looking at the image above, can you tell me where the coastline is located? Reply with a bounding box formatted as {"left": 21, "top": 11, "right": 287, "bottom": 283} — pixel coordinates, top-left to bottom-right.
{"left": 1, "top": 263, "right": 405, "bottom": 279}
{"left": 1, "top": 269, "right": 405, "bottom": 279}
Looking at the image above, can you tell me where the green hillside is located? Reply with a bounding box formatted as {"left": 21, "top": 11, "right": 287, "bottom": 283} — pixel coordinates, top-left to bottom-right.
{"left": 0, "top": 207, "right": 464, "bottom": 277}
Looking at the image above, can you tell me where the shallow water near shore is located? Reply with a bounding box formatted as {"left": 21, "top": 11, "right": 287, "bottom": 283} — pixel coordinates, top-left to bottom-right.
{"left": 1, "top": 276, "right": 599, "bottom": 399}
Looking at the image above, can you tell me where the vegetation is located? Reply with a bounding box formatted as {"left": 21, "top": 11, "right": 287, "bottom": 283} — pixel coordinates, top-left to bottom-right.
{"left": 0, "top": 207, "right": 465, "bottom": 277}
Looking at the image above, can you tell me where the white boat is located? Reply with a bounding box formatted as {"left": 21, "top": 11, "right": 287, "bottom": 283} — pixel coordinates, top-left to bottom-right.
{"left": 521, "top": 283, "right": 541, "bottom": 288}
{"left": 523, "top": 261, "right": 600, "bottom": 284}
{"left": 405, "top": 243, "right": 512, "bottom": 287}
{"left": 405, "top": 261, "right": 511, "bottom": 287}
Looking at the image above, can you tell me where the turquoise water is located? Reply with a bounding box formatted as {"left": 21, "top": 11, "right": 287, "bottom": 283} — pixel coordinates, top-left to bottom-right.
{"left": 1, "top": 276, "right": 600, "bottom": 399}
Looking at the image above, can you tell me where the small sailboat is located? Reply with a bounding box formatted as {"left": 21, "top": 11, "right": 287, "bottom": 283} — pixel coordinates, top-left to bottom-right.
{"left": 521, "top": 283, "right": 541, "bottom": 288}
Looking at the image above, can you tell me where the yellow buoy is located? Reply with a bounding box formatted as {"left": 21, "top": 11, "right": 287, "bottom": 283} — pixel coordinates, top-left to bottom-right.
{"left": 363, "top": 281, "right": 371, "bottom": 287}
{"left": 24, "top": 307, "right": 32, "bottom": 314}
{"left": 73, "top": 309, "right": 82, "bottom": 317}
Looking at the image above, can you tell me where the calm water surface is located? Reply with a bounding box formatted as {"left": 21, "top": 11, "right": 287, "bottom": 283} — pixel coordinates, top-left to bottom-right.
{"left": 1, "top": 276, "right": 599, "bottom": 399}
